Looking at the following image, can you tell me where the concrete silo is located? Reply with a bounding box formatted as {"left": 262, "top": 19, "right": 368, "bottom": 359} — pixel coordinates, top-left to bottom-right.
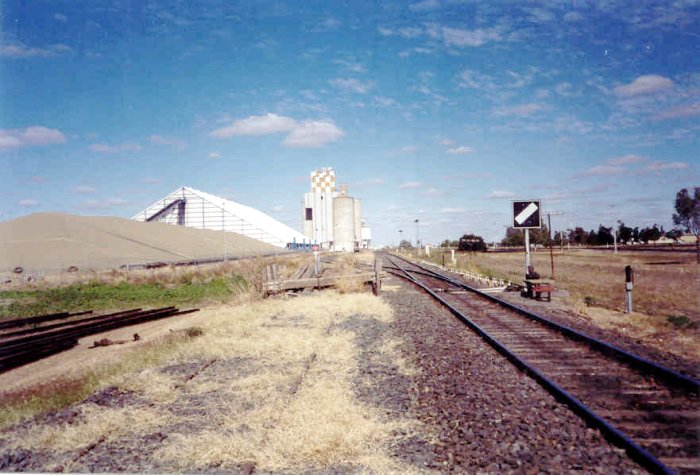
{"left": 333, "top": 186, "right": 355, "bottom": 252}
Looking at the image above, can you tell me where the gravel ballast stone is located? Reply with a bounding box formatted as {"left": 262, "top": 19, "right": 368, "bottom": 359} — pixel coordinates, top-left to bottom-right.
{"left": 383, "top": 275, "right": 645, "bottom": 473}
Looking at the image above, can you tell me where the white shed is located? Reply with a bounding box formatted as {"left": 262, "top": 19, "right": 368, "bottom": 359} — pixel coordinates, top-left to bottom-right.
{"left": 133, "top": 186, "right": 307, "bottom": 248}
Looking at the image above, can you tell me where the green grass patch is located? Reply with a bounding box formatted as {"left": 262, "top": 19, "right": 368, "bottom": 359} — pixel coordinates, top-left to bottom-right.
{"left": 667, "top": 314, "right": 697, "bottom": 330}
{"left": 0, "top": 275, "right": 248, "bottom": 321}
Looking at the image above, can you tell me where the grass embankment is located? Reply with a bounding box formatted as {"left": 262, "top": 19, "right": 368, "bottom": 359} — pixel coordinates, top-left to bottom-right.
{"left": 0, "top": 254, "right": 312, "bottom": 320}
{"left": 0, "top": 276, "right": 245, "bottom": 320}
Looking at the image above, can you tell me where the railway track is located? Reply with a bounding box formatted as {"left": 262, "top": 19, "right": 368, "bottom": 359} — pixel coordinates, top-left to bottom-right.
{"left": 385, "top": 253, "right": 699, "bottom": 475}
{"left": 0, "top": 307, "right": 199, "bottom": 373}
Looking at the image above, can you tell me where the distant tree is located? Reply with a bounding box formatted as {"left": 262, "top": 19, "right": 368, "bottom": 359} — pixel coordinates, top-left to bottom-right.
{"left": 529, "top": 225, "right": 550, "bottom": 246}
{"left": 617, "top": 221, "right": 633, "bottom": 244}
{"left": 665, "top": 229, "right": 683, "bottom": 243}
{"left": 568, "top": 227, "right": 587, "bottom": 245}
{"left": 501, "top": 227, "right": 524, "bottom": 247}
{"left": 596, "top": 225, "right": 614, "bottom": 245}
{"left": 673, "top": 187, "right": 700, "bottom": 263}
{"left": 458, "top": 234, "right": 487, "bottom": 252}
{"left": 439, "top": 239, "right": 459, "bottom": 248}
{"left": 639, "top": 224, "right": 662, "bottom": 244}
{"left": 632, "top": 226, "right": 640, "bottom": 243}
{"left": 398, "top": 239, "right": 413, "bottom": 250}
{"left": 553, "top": 230, "right": 567, "bottom": 245}
{"left": 585, "top": 229, "right": 598, "bottom": 246}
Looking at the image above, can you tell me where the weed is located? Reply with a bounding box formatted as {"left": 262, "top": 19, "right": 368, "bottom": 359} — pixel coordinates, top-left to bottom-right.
{"left": 667, "top": 315, "right": 697, "bottom": 330}
{"left": 584, "top": 296, "right": 597, "bottom": 307}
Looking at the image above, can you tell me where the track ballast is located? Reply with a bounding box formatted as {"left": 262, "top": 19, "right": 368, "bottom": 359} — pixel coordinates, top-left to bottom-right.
{"left": 385, "top": 253, "right": 699, "bottom": 475}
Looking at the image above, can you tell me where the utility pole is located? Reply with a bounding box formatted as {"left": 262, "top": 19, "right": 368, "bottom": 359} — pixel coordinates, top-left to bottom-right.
{"left": 545, "top": 211, "right": 563, "bottom": 279}
{"left": 414, "top": 218, "right": 420, "bottom": 248}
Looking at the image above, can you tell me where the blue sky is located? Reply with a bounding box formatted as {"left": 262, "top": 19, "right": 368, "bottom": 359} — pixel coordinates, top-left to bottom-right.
{"left": 1, "top": 0, "right": 699, "bottom": 245}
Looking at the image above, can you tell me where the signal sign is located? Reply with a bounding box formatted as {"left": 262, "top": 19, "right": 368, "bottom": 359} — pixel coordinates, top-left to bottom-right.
{"left": 513, "top": 200, "right": 541, "bottom": 229}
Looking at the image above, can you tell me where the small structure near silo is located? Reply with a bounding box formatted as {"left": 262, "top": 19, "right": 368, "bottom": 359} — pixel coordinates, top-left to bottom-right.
{"left": 301, "top": 168, "right": 371, "bottom": 252}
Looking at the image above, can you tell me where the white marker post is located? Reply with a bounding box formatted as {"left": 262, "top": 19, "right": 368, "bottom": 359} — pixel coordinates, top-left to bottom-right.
{"left": 513, "top": 200, "right": 541, "bottom": 278}
{"left": 524, "top": 228, "right": 531, "bottom": 275}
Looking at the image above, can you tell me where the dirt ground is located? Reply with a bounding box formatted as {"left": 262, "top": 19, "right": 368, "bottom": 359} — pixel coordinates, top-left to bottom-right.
{"left": 0, "top": 271, "right": 661, "bottom": 473}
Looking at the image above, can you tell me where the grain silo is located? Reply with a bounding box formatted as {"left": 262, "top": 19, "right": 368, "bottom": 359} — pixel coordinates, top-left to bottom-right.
{"left": 333, "top": 186, "right": 355, "bottom": 252}
{"left": 353, "top": 198, "right": 362, "bottom": 248}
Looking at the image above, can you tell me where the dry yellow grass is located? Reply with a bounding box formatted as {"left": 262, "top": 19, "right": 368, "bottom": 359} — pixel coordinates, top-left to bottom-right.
{"left": 422, "top": 248, "right": 700, "bottom": 361}
{"left": 3, "top": 290, "right": 422, "bottom": 473}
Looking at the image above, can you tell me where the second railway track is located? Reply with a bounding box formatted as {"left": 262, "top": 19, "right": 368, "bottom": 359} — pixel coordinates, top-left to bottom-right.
{"left": 385, "top": 253, "right": 699, "bottom": 475}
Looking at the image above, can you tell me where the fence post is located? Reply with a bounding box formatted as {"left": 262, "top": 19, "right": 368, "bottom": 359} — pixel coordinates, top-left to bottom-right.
{"left": 625, "top": 265, "right": 634, "bottom": 313}
{"left": 373, "top": 256, "right": 383, "bottom": 296}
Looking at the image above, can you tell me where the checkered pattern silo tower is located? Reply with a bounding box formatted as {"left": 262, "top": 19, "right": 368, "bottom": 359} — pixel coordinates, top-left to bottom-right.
{"left": 302, "top": 168, "right": 337, "bottom": 248}
{"left": 311, "top": 168, "right": 336, "bottom": 193}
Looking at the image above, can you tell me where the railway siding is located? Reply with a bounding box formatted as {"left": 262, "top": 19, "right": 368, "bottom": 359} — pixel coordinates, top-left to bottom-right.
{"left": 388, "top": 254, "right": 699, "bottom": 474}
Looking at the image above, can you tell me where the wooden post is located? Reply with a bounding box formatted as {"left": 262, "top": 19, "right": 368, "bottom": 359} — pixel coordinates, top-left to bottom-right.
{"left": 373, "top": 256, "right": 383, "bottom": 296}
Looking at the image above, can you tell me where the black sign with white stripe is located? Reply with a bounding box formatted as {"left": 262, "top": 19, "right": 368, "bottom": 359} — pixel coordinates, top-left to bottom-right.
{"left": 512, "top": 200, "right": 541, "bottom": 229}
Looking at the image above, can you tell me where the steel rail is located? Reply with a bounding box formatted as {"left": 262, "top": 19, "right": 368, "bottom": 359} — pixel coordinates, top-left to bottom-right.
{"left": 0, "top": 310, "right": 94, "bottom": 330}
{"left": 0, "top": 307, "right": 199, "bottom": 372}
{"left": 0, "top": 308, "right": 145, "bottom": 339}
{"left": 390, "top": 253, "right": 700, "bottom": 394}
{"left": 387, "top": 255, "right": 676, "bottom": 475}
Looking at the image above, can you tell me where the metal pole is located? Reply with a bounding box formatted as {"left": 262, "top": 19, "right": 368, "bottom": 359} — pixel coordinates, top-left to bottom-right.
{"left": 415, "top": 219, "right": 420, "bottom": 248}
{"left": 613, "top": 227, "right": 618, "bottom": 254}
{"left": 525, "top": 228, "right": 531, "bottom": 276}
{"left": 548, "top": 213, "right": 555, "bottom": 279}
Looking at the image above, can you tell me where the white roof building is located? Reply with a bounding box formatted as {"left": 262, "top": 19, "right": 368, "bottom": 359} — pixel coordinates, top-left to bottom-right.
{"left": 133, "top": 186, "right": 308, "bottom": 248}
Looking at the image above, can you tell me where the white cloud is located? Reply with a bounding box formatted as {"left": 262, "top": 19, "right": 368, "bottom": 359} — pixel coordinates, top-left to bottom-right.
{"left": 209, "top": 152, "right": 222, "bottom": 159}
{"left": 420, "top": 187, "right": 446, "bottom": 197}
{"left": 402, "top": 145, "right": 417, "bottom": 153}
{"left": 442, "top": 26, "right": 501, "bottom": 47}
{"left": 606, "top": 154, "right": 646, "bottom": 166}
{"left": 410, "top": 0, "right": 439, "bottom": 11}
{"left": 493, "top": 103, "right": 544, "bottom": 117}
{"left": 149, "top": 134, "right": 186, "bottom": 149}
{"left": 53, "top": 13, "right": 68, "bottom": 22}
{"left": 579, "top": 165, "right": 626, "bottom": 176}
{"left": 282, "top": 120, "right": 344, "bottom": 148}
{"left": 373, "top": 96, "right": 397, "bottom": 107}
{"left": 73, "top": 185, "right": 97, "bottom": 194}
{"left": 211, "top": 113, "right": 344, "bottom": 148}
{"left": 644, "top": 161, "right": 688, "bottom": 171}
{"left": 398, "top": 47, "right": 433, "bottom": 58}
{"left": 0, "top": 42, "right": 71, "bottom": 58}
{"left": 439, "top": 138, "right": 454, "bottom": 146}
{"left": 655, "top": 103, "right": 700, "bottom": 120}
{"left": 330, "top": 78, "right": 374, "bottom": 94}
{"left": 564, "top": 11, "right": 584, "bottom": 22}
{"left": 89, "top": 142, "right": 142, "bottom": 153}
{"left": 18, "top": 199, "right": 39, "bottom": 208}
{"left": 614, "top": 75, "right": 673, "bottom": 97}
{"left": 210, "top": 113, "right": 297, "bottom": 138}
{"left": 0, "top": 126, "right": 66, "bottom": 151}
{"left": 488, "top": 190, "right": 516, "bottom": 199}
{"left": 446, "top": 145, "right": 474, "bottom": 154}
{"left": 334, "top": 59, "right": 365, "bottom": 73}
{"left": 399, "top": 181, "right": 422, "bottom": 189}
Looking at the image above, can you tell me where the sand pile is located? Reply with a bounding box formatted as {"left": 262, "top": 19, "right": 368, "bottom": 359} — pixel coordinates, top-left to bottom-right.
{"left": 0, "top": 213, "right": 282, "bottom": 273}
